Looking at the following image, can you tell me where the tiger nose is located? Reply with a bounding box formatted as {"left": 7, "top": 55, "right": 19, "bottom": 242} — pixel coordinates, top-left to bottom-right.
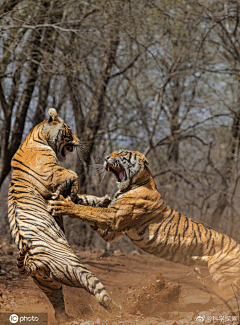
{"left": 105, "top": 156, "right": 110, "bottom": 161}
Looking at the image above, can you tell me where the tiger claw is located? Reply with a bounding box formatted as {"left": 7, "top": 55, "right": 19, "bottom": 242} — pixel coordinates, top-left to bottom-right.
{"left": 194, "top": 267, "right": 202, "bottom": 276}
{"left": 192, "top": 255, "right": 210, "bottom": 263}
{"left": 192, "top": 256, "right": 200, "bottom": 261}
{"left": 52, "top": 191, "right": 60, "bottom": 200}
{"left": 47, "top": 204, "right": 52, "bottom": 212}
{"left": 47, "top": 203, "right": 56, "bottom": 214}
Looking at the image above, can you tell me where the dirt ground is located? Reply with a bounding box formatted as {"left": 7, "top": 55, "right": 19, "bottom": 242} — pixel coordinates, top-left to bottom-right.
{"left": 0, "top": 242, "right": 240, "bottom": 325}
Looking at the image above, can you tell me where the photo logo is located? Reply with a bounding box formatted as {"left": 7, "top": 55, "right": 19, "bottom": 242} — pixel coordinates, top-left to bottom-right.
{"left": 9, "top": 314, "right": 19, "bottom": 323}
{"left": 0, "top": 313, "right": 47, "bottom": 324}
{"left": 196, "top": 315, "right": 205, "bottom": 322}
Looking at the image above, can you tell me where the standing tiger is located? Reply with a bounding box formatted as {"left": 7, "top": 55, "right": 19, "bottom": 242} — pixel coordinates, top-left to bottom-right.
{"left": 50, "top": 149, "right": 240, "bottom": 297}
{"left": 8, "top": 108, "right": 116, "bottom": 324}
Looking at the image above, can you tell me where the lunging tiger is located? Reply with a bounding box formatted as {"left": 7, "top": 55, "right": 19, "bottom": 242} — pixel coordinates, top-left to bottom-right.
{"left": 8, "top": 108, "right": 116, "bottom": 324}
{"left": 50, "top": 149, "right": 240, "bottom": 297}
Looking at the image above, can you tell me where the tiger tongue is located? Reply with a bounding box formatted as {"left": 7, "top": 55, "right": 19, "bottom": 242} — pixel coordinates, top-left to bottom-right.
{"left": 119, "top": 170, "right": 125, "bottom": 181}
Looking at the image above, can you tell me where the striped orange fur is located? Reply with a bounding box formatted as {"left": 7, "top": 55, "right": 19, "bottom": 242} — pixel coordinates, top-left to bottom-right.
{"left": 8, "top": 109, "right": 116, "bottom": 324}
{"left": 50, "top": 149, "right": 240, "bottom": 298}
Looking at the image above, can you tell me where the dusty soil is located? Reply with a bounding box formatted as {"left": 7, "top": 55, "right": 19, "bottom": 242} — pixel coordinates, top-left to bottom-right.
{"left": 0, "top": 242, "right": 240, "bottom": 325}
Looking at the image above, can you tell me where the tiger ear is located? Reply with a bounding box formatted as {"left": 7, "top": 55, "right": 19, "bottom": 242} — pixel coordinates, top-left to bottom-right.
{"left": 48, "top": 108, "right": 61, "bottom": 123}
{"left": 144, "top": 157, "right": 149, "bottom": 165}
{"left": 138, "top": 152, "right": 148, "bottom": 165}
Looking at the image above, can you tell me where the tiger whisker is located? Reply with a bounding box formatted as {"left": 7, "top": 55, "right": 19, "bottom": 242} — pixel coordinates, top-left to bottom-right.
{"left": 90, "top": 164, "right": 105, "bottom": 175}
{"left": 75, "top": 142, "right": 90, "bottom": 162}
{"left": 89, "top": 169, "right": 104, "bottom": 176}
{"left": 89, "top": 164, "right": 107, "bottom": 183}
{"left": 100, "top": 169, "right": 107, "bottom": 184}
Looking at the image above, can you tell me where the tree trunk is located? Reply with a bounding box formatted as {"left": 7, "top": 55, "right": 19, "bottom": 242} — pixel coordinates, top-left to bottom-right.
{"left": 210, "top": 108, "right": 240, "bottom": 226}
{"left": 72, "top": 25, "right": 120, "bottom": 192}
{"left": 0, "top": 1, "right": 60, "bottom": 187}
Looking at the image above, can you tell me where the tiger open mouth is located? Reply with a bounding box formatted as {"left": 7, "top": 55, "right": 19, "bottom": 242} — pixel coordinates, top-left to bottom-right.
{"left": 107, "top": 164, "right": 126, "bottom": 182}
{"left": 61, "top": 144, "right": 74, "bottom": 157}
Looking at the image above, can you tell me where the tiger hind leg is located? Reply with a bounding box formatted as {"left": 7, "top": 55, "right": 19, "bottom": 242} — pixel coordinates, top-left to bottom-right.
{"left": 192, "top": 256, "right": 235, "bottom": 307}
{"left": 32, "top": 274, "right": 73, "bottom": 324}
{"left": 49, "top": 264, "right": 118, "bottom": 312}
{"left": 17, "top": 242, "right": 73, "bottom": 324}
{"left": 17, "top": 240, "right": 39, "bottom": 276}
{"left": 18, "top": 242, "right": 118, "bottom": 319}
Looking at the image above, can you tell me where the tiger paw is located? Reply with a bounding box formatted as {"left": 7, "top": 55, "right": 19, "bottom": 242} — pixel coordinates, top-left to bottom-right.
{"left": 100, "top": 195, "right": 112, "bottom": 207}
{"left": 105, "top": 299, "right": 122, "bottom": 313}
{"left": 104, "top": 194, "right": 111, "bottom": 202}
{"left": 55, "top": 310, "right": 75, "bottom": 324}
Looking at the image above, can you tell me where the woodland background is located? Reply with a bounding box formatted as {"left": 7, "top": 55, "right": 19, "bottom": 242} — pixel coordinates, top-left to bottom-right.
{"left": 0, "top": 0, "right": 240, "bottom": 251}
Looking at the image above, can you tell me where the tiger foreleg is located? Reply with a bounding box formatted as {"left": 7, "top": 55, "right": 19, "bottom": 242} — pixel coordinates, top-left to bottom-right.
{"left": 52, "top": 169, "right": 79, "bottom": 201}
{"left": 49, "top": 194, "right": 112, "bottom": 217}
{"left": 75, "top": 194, "right": 111, "bottom": 207}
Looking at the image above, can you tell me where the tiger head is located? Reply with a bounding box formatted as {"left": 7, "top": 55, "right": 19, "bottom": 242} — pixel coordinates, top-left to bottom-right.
{"left": 42, "top": 108, "right": 82, "bottom": 162}
{"left": 104, "top": 149, "right": 149, "bottom": 191}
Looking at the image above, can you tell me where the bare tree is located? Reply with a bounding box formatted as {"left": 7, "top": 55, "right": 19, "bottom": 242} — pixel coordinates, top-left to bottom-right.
{"left": 0, "top": 0, "right": 64, "bottom": 186}
{"left": 1, "top": 0, "right": 240, "bottom": 245}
